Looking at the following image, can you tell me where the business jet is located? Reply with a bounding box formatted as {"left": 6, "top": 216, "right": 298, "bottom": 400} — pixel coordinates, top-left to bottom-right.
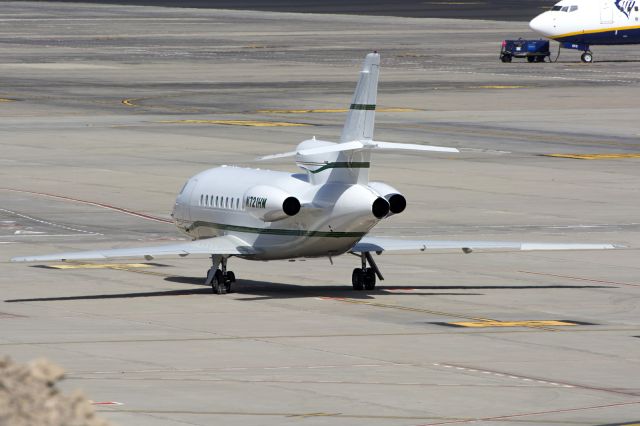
{"left": 530, "top": 0, "right": 640, "bottom": 62}
{"left": 11, "top": 52, "right": 617, "bottom": 294}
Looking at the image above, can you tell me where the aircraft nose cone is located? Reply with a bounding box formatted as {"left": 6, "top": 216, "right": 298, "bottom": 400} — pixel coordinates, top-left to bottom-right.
{"left": 529, "top": 14, "right": 550, "bottom": 36}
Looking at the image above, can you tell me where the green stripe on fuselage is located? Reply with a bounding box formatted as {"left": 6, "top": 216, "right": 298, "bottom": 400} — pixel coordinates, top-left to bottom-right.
{"left": 191, "top": 221, "right": 366, "bottom": 238}
{"left": 350, "top": 104, "right": 376, "bottom": 110}
{"left": 307, "top": 162, "right": 370, "bottom": 174}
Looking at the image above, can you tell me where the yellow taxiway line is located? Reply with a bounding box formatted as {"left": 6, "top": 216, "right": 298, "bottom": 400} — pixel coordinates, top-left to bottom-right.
{"left": 159, "top": 119, "right": 311, "bottom": 127}
{"left": 545, "top": 153, "right": 640, "bottom": 160}
{"left": 47, "top": 263, "right": 153, "bottom": 270}
{"left": 448, "top": 320, "right": 580, "bottom": 328}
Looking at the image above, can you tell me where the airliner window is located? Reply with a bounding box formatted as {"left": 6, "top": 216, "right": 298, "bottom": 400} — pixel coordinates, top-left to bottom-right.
{"left": 561, "top": 6, "right": 568, "bottom": 11}
{"left": 570, "top": 5, "right": 577, "bottom": 11}
{"left": 551, "top": 5, "right": 562, "bottom": 10}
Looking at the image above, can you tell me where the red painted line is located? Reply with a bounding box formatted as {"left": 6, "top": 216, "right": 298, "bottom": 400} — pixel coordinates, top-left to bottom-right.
{"left": 520, "top": 270, "right": 640, "bottom": 288}
{"left": 416, "top": 400, "right": 640, "bottom": 425}
{"left": 91, "top": 401, "right": 123, "bottom": 406}
{"left": 0, "top": 188, "right": 173, "bottom": 224}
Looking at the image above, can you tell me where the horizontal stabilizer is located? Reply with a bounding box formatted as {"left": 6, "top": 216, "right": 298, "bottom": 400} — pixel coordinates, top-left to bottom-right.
{"left": 259, "top": 140, "right": 458, "bottom": 160}
{"left": 371, "top": 141, "right": 459, "bottom": 153}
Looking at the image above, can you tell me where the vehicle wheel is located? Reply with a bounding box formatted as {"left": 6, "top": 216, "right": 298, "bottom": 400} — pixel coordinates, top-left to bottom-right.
{"left": 527, "top": 56, "right": 535, "bottom": 63}
{"left": 581, "top": 52, "right": 593, "bottom": 63}
{"left": 364, "top": 269, "right": 376, "bottom": 290}
{"left": 535, "top": 55, "right": 545, "bottom": 62}
{"left": 501, "top": 54, "right": 512, "bottom": 63}
{"left": 352, "top": 269, "right": 364, "bottom": 291}
{"left": 212, "top": 269, "right": 225, "bottom": 294}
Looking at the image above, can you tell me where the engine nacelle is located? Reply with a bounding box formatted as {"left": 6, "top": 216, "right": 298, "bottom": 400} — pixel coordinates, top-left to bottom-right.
{"left": 244, "top": 185, "right": 301, "bottom": 222}
{"left": 368, "top": 182, "right": 407, "bottom": 215}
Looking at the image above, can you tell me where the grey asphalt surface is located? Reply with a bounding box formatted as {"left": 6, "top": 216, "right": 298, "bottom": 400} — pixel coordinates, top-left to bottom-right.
{"left": 1, "top": 2, "right": 640, "bottom": 426}
{"left": 35, "top": 0, "right": 554, "bottom": 21}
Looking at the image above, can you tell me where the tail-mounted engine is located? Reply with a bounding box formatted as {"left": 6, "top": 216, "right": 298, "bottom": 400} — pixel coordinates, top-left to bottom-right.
{"left": 368, "top": 182, "right": 406, "bottom": 216}
{"left": 244, "top": 185, "right": 301, "bottom": 222}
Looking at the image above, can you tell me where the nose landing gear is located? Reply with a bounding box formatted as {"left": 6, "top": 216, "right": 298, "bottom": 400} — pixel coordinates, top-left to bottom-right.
{"left": 581, "top": 51, "right": 593, "bottom": 63}
{"left": 351, "top": 252, "right": 384, "bottom": 291}
{"left": 205, "top": 255, "right": 236, "bottom": 294}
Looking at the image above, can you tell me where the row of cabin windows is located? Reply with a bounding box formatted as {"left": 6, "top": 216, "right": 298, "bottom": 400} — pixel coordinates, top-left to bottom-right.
{"left": 200, "top": 194, "right": 242, "bottom": 210}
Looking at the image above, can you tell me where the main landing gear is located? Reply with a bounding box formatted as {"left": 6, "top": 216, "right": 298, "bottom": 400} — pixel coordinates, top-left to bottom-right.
{"left": 205, "top": 255, "right": 236, "bottom": 294}
{"left": 351, "top": 252, "right": 384, "bottom": 291}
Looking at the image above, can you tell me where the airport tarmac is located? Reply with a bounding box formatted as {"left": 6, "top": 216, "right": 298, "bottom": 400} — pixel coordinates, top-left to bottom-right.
{"left": 1, "top": 2, "right": 640, "bottom": 425}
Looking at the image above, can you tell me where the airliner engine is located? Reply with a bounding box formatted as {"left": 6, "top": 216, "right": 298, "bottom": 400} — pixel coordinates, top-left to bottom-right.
{"left": 244, "top": 185, "right": 301, "bottom": 222}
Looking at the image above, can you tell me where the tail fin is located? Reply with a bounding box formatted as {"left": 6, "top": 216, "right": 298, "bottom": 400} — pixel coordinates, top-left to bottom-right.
{"left": 340, "top": 52, "right": 379, "bottom": 143}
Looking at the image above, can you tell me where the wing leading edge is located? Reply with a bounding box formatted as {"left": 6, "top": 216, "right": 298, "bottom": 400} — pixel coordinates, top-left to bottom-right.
{"left": 11, "top": 235, "right": 256, "bottom": 262}
{"left": 351, "top": 237, "right": 619, "bottom": 253}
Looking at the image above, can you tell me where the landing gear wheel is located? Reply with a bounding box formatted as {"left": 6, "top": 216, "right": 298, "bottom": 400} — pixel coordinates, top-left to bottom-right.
{"left": 224, "top": 271, "right": 236, "bottom": 293}
{"left": 364, "top": 269, "right": 376, "bottom": 290}
{"left": 527, "top": 56, "right": 535, "bottom": 63}
{"left": 581, "top": 51, "right": 593, "bottom": 63}
{"left": 352, "top": 269, "right": 364, "bottom": 291}
{"left": 211, "top": 269, "right": 225, "bottom": 294}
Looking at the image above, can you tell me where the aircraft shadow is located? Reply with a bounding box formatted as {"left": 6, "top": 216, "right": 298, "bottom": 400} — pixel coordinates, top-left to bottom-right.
{"left": 3, "top": 277, "right": 612, "bottom": 303}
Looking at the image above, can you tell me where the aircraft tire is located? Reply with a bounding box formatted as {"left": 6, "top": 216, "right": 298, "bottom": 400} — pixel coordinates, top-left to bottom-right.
{"left": 352, "top": 269, "right": 364, "bottom": 291}
{"left": 581, "top": 52, "right": 593, "bottom": 63}
{"left": 211, "top": 269, "right": 225, "bottom": 294}
{"left": 224, "top": 271, "right": 235, "bottom": 293}
{"left": 364, "top": 269, "right": 376, "bottom": 290}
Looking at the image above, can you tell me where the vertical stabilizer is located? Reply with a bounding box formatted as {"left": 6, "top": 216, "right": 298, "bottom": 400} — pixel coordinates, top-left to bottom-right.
{"left": 340, "top": 52, "right": 380, "bottom": 143}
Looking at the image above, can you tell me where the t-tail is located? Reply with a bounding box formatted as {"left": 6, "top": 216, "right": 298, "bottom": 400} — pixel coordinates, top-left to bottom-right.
{"left": 259, "top": 52, "right": 459, "bottom": 185}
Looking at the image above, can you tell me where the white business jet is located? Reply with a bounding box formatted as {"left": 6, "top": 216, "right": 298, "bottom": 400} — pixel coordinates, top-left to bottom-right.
{"left": 530, "top": 0, "right": 640, "bottom": 62}
{"left": 12, "top": 53, "right": 617, "bottom": 294}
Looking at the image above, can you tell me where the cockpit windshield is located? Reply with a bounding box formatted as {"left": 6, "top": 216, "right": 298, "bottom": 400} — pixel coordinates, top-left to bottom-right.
{"left": 551, "top": 4, "right": 578, "bottom": 11}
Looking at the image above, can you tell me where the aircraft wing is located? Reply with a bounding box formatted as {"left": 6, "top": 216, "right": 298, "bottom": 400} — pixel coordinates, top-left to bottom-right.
{"left": 351, "top": 237, "right": 618, "bottom": 253}
{"left": 11, "top": 235, "right": 257, "bottom": 262}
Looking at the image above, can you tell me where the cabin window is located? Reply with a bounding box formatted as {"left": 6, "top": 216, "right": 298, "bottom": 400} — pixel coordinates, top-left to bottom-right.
{"left": 200, "top": 194, "right": 203, "bottom": 206}
{"left": 205, "top": 195, "right": 209, "bottom": 206}
{"left": 236, "top": 198, "right": 240, "bottom": 209}
{"left": 561, "top": 6, "right": 568, "bottom": 11}
{"left": 551, "top": 5, "right": 562, "bottom": 10}
{"left": 570, "top": 5, "right": 577, "bottom": 11}
{"left": 225, "top": 197, "right": 229, "bottom": 209}
{"left": 635, "top": 6, "right": 638, "bottom": 11}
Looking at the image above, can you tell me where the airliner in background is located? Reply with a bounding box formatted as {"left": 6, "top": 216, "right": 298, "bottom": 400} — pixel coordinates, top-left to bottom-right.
{"left": 12, "top": 53, "right": 618, "bottom": 294}
{"left": 530, "top": 0, "right": 640, "bottom": 62}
